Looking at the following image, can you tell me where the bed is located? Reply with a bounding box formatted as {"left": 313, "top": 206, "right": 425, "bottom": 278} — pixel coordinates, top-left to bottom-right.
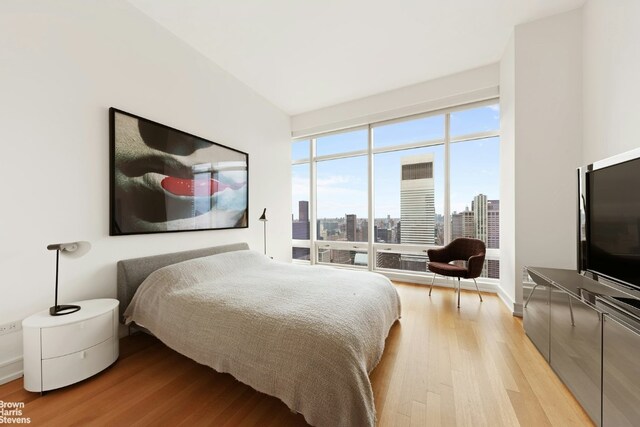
{"left": 117, "top": 243, "right": 401, "bottom": 427}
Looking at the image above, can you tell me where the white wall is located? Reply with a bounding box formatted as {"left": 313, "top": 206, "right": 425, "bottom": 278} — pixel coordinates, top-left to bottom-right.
{"left": 0, "top": 0, "right": 291, "bottom": 382}
{"left": 499, "top": 35, "right": 517, "bottom": 311}
{"left": 582, "top": 0, "right": 640, "bottom": 164}
{"left": 291, "top": 64, "right": 499, "bottom": 137}
{"left": 499, "top": 9, "right": 583, "bottom": 314}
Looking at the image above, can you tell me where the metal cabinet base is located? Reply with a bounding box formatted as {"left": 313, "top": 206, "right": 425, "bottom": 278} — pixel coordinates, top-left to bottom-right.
{"left": 523, "top": 272, "right": 550, "bottom": 361}
{"left": 601, "top": 305, "right": 640, "bottom": 426}
{"left": 524, "top": 267, "right": 640, "bottom": 427}
{"left": 549, "top": 288, "right": 601, "bottom": 425}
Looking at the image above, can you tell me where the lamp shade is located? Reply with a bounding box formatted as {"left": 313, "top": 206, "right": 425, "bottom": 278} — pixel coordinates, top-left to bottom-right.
{"left": 259, "top": 208, "right": 267, "bottom": 221}
{"left": 47, "top": 241, "right": 91, "bottom": 258}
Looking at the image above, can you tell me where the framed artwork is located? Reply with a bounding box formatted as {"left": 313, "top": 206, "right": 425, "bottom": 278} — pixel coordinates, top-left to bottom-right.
{"left": 109, "top": 108, "right": 248, "bottom": 235}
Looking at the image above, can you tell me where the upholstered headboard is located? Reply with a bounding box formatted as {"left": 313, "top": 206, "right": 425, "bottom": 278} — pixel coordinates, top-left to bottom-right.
{"left": 116, "top": 242, "right": 250, "bottom": 322}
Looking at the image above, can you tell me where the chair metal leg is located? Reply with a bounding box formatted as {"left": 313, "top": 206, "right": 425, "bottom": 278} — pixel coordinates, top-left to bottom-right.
{"left": 429, "top": 273, "right": 436, "bottom": 296}
{"left": 473, "top": 278, "right": 483, "bottom": 302}
{"left": 457, "top": 278, "right": 461, "bottom": 308}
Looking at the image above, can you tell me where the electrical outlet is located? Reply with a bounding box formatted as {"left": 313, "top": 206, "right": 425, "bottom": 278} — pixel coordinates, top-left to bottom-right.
{"left": 0, "top": 321, "right": 21, "bottom": 336}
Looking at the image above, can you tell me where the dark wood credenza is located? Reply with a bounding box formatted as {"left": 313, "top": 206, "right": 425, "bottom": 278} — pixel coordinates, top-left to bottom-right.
{"left": 524, "top": 267, "right": 640, "bottom": 427}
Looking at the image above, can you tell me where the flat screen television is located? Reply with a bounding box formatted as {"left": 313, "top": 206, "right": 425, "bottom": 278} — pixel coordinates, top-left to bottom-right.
{"left": 584, "top": 151, "right": 640, "bottom": 290}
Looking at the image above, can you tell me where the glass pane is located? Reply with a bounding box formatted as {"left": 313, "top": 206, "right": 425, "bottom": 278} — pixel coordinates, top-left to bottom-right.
{"left": 485, "top": 259, "right": 500, "bottom": 279}
{"left": 292, "top": 163, "right": 310, "bottom": 240}
{"left": 292, "top": 140, "right": 310, "bottom": 161}
{"left": 373, "top": 115, "right": 444, "bottom": 148}
{"left": 292, "top": 247, "right": 311, "bottom": 261}
{"left": 316, "top": 156, "right": 368, "bottom": 242}
{"left": 375, "top": 251, "right": 429, "bottom": 273}
{"left": 374, "top": 145, "right": 445, "bottom": 245}
{"left": 317, "top": 248, "right": 368, "bottom": 267}
{"left": 450, "top": 136, "right": 500, "bottom": 249}
{"left": 316, "top": 129, "right": 367, "bottom": 157}
{"left": 450, "top": 104, "right": 500, "bottom": 137}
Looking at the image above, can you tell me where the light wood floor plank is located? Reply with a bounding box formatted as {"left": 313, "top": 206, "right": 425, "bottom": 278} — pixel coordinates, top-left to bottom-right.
{"left": 409, "top": 401, "right": 427, "bottom": 427}
{"left": 0, "top": 283, "right": 593, "bottom": 426}
{"left": 425, "top": 391, "right": 442, "bottom": 427}
{"left": 438, "top": 384, "right": 457, "bottom": 427}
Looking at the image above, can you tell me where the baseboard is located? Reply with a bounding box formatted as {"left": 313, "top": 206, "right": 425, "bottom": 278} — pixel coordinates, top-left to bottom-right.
{"left": 0, "top": 356, "right": 23, "bottom": 385}
{"left": 382, "top": 271, "right": 499, "bottom": 294}
{"left": 513, "top": 302, "right": 523, "bottom": 318}
{"left": 497, "top": 286, "right": 523, "bottom": 317}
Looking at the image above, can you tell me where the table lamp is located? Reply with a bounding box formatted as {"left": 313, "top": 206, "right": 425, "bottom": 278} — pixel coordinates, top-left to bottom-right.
{"left": 47, "top": 241, "right": 91, "bottom": 316}
{"left": 259, "top": 208, "right": 267, "bottom": 255}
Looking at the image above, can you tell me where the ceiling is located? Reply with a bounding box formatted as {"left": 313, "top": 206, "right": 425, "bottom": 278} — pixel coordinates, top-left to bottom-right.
{"left": 128, "top": 0, "right": 585, "bottom": 115}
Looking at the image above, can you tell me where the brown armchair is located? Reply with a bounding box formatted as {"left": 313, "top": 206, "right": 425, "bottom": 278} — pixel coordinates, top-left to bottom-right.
{"left": 427, "top": 238, "right": 485, "bottom": 308}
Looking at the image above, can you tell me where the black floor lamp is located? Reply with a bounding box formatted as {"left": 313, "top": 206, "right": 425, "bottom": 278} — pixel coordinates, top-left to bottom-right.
{"left": 47, "top": 241, "right": 91, "bottom": 316}
{"left": 259, "top": 208, "right": 267, "bottom": 255}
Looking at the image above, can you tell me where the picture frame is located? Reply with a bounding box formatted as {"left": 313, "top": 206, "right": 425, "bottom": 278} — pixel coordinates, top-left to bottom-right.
{"left": 109, "top": 108, "right": 249, "bottom": 236}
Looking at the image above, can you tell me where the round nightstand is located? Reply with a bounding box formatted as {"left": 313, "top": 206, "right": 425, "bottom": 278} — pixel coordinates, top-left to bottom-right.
{"left": 22, "top": 298, "right": 119, "bottom": 392}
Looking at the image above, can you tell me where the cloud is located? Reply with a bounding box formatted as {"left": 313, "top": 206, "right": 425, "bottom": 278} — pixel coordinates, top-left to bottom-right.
{"left": 292, "top": 172, "right": 369, "bottom": 216}
{"left": 317, "top": 174, "right": 366, "bottom": 199}
{"left": 293, "top": 174, "right": 365, "bottom": 198}
{"left": 317, "top": 175, "right": 351, "bottom": 186}
{"left": 292, "top": 175, "right": 309, "bottom": 198}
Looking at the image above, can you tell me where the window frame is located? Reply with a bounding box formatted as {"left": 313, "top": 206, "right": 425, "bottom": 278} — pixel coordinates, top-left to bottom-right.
{"left": 291, "top": 98, "right": 500, "bottom": 284}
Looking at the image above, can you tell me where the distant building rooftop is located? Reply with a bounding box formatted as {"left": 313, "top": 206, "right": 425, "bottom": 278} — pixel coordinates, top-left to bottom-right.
{"left": 354, "top": 253, "right": 368, "bottom": 266}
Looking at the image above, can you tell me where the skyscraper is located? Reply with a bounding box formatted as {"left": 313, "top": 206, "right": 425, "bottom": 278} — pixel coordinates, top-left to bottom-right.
{"left": 472, "top": 194, "right": 489, "bottom": 277}
{"left": 400, "top": 154, "right": 435, "bottom": 271}
{"left": 473, "top": 194, "right": 488, "bottom": 244}
{"left": 451, "top": 208, "right": 475, "bottom": 240}
{"left": 357, "top": 219, "right": 368, "bottom": 242}
{"left": 400, "top": 154, "right": 435, "bottom": 245}
{"left": 376, "top": 227, "right": 391, "bottom": 243}
{"left": 292, "top": 200, "right": 311, "bottom": 260}
{"left": 299, "top": 201, "right": 309, "bottom": 222}
{"left": 292, "top": 200, "right": 310, "bottom": 240}
{"left": 487, "top": 200, "right": 499, "bottom": 249}
{"left": 487, "top": 199, "right": 500, "bottom": 279}
{"left": 346, "top": 214, "right": 357, "bottom": 242}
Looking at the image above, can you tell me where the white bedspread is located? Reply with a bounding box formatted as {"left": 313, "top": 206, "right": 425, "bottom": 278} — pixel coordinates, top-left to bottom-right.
{"left": 124, "top": 250, "right": 401, "bottom": 427}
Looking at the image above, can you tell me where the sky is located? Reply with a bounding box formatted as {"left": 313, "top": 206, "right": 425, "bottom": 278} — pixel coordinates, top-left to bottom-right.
{"left": 292, "top": 104, "right": 500, "bottom": 219}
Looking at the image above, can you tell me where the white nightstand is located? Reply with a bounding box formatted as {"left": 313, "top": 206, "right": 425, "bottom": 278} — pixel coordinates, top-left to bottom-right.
{"left": 22, "top": 299, "right": 119, "bottom": 392}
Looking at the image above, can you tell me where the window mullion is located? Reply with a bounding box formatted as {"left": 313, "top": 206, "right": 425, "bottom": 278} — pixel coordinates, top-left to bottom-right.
{"left": 367, "top": 125, "right": 374, "bottom": 271}
{"left": 444, "top": 113, "right": 451, "bottom": 245}
{"left": 371, "top": 138, "right": 445, "bottom": 155}
{"left": 309, "top": 138, "right": 317, "bottom": 265}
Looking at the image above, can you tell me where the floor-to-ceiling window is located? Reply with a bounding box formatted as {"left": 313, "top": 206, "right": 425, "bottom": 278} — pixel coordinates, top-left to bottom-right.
{"left": 291, "top": 139, "right": 311, "bottom": 260}
{"left": 291, "top": 99, "right": 500, "bottom": 282}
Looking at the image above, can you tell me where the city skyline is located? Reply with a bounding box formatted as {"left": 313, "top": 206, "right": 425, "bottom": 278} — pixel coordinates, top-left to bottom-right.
{"left": 293, "top": 193, "right": 498, "bottom": 246}
{"left": 293, "top": 193, "right": 499, "bottom": 278}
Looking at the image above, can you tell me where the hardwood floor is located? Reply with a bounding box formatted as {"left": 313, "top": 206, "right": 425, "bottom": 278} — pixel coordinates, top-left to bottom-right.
{"left": 0, "top": 283, "right": 593, "bottom": 426}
